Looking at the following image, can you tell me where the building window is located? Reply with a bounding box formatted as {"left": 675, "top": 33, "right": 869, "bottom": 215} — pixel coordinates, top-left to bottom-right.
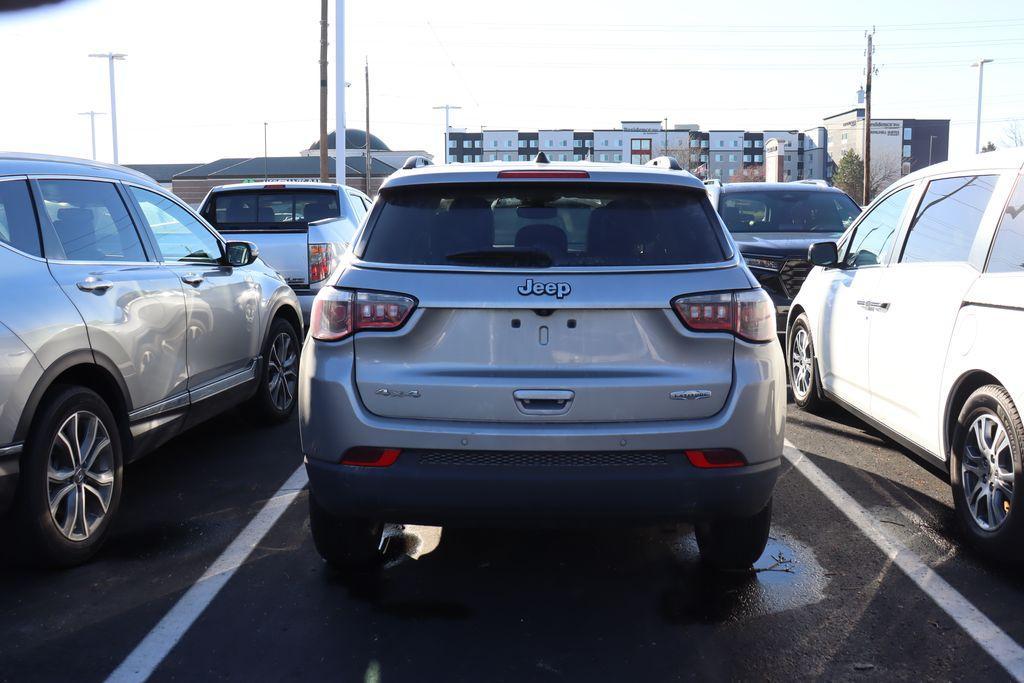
{"left": 903, "top": 144, "right": 912, "bottom": 158}
{"left": 904, "top": 127, "right": 913, "bottom": 140}
{"left": 754, "top": 154, "right": 763, "bottom": 162}
{"left": 743, "top": 154, "right": 751, "bottom": 163}
{"left": 701, "top": 140, "right": 709, "bottom": 148}
{"left": 474, "top": 154, "right": 481, "bottom": 162}
{"left": 700, "top": 154, "right": 708, "bottom": 162}
{"left": 785, "top": 155, "right": 791, "bottom": 162}
{"left": 598, "top": 153, "right": 607, "bottom": 161}
{"left": 728, "top": 154, "right": 736, "bottom": 162}
{"left": 630, "top": 139, "right": 652, "bottom": 165}
{"left": 448, "top": 140, "right": 457, "bottom": 149}
{"left": 614, "top": 153, "right": 622, "bottom": 162}
{"left": 519, "top": 154, "right": 528, "bottom": 161}
{"left": 573, "top": 154, "right": 582, "bottom": 161}
{"left": 754, "top": 140, "right": 763, "bottom": 148}
{"left": 714, "top": 154, "right": 722, "bottom": 162}
{"left": 690, "top": 140, "right": 699, "bottom": 148}
{"left": 447, "top": 154, "right": 456, "bottom": 162}
{"left": 560, "top": 140, "right": 567, "bottom": 147}
{"left": 733, "top": 140, "right": 739, "bottom": 147}
{"left": 474, "top": 140, "right": 482, "bottom": 148}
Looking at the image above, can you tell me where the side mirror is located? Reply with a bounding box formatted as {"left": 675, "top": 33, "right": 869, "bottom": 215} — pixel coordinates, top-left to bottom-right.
{"left": 808, "top": 241, "right": 838, "bottom": 267}
{"left": 224, "top": 241, "right": 259, "bottom": 267}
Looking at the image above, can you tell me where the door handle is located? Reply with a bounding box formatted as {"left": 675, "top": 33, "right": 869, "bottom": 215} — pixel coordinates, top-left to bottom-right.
{"left": 872, "top": 301, "right": 891, "bottom": 311}
{"left": 181, "top": 273, "right": 205, "bottom": 286}
{"left": 76, "top": 278, "right": 113, "bottom": 293}
{"left": 513, "top": 389, "right": 575, "bottom": 415}
{"left": 856, "top": 299, "right": 872, "bottom": 310}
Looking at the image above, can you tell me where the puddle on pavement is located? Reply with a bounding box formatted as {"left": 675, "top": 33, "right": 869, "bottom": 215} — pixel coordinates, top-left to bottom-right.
{"left": 660, "top": 527, "right": 829, "bottom": 624}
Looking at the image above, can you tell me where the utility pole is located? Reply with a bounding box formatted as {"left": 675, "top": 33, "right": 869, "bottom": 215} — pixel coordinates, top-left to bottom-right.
{"left": 663, "top": 117, "right": 669, "bottom": 157}
{"left": 433, "top": 104, "right": 462, "bottom": 163}
{"left": 318, "top": 0, "right": 329, "bottom": 182}
{"left": 364, "top": 58, "right": 371, "bottom": 194}
{"left": 88, "top": 53, "right": 126, "bottom": 163}
{"left": 972, "top": 58, "right": 993, "bottom": 155}
{"left": 862, "top": 29, "right": 875, "bottom": 206}
{"left": 263, "top": 122, "right": 269, "bottom": 181}
{"left": 78, "top": 111, "right": 105, "bottom": 160}
{"left": 335, "top": 0, "right": 345, "bottom": 185}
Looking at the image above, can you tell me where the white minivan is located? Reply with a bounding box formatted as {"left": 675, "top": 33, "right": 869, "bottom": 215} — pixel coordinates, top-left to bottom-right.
{"left": 788, "top": 149, "right": 1024, "bottom": 560}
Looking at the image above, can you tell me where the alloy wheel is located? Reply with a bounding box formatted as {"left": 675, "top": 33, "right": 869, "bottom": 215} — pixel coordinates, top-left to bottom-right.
{"left": 47, "top": 411, "right": 114, "bottom": 542}
{"left": 790, "top": 327, "right": 814, "bottom": 399}
{"left": 267, "top": 331, "right": 298, "bottom": 411}
{"left": 961, "top": 413, "right": 1015, "bottom": 531}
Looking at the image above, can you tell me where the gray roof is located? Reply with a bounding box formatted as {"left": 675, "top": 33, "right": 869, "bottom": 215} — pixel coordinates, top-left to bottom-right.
{"left": 125, "top": 163, "right": 204, "bottom": 183}
{"left": 172, "top": 155, "right": 397, "bottom": 181}
{"left": 0, "top": 152, "right": 159, "bottom": 187}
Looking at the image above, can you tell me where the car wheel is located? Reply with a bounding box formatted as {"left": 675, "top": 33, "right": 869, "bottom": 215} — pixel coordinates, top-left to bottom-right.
{"left": 308, "top": 495, "right": 386, "bottom": 574}
{"left": 249, "top": 317, "right": 300, "bottom": 423}
{"left": 950, "top": 384, "right": 1023, "bottom": 562}
{"left": 788, "top": 314, "right": 828, "bottom": 413}
{"left": 15, "top": 386, "right": 123, "bottom": 567}
{"left": 695, "top": 498, "right": 772, "bottom": 572}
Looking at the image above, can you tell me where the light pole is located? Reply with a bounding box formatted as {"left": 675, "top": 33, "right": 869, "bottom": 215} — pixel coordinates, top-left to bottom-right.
{"left": 433, "top": 104, "right": 462, "bottom": 163}
{"left": 78, "top": 111, "right": 106, "bottom": 160}
{"left": 972, "top": 58, "right": 993, "bottom": 155}
{"left": 263, "top": 122, "right": 269, "bottom": 181}
{"left": 89, "top": 53, "right": 126, "bottom": 163}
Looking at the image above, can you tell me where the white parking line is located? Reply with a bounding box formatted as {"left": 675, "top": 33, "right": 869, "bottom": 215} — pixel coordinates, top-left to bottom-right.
{"left": 783, "top": 440, "right": 1024, "bottom": 681}
{"left": 104, "top": 464, "right": 309, "bottom": 683}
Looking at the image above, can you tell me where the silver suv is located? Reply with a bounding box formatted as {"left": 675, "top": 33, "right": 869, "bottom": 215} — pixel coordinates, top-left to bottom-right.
{"left": 299, "top": 157, "right": 786, "bottom": 573}
{"left": 0, "top": 153, "right": 303, "bottom": 566}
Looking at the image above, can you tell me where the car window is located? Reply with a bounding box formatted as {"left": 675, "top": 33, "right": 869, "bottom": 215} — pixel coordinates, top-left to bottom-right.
{"left": 348, "top": 192, "right": 367, "bottom": 223}
{"left": 988, "top": 173, "right": 1024, "bottom": 273}
{"left": 900, "top": 175, "right": 998, "bottom": 264}
{"left": 0, "top": 180, "right": 42, "bottom": 256}
{"left": 203, "top": 190, "right": 341, "bottom": 231}
{"left": 719, "top": 190, "right": 860, "bottom": 234}
{"left": 842, "top": 186, "right": 912, "bottom": 268}
{"left": 129, "top": 186, "right": 222, "bottom": 263}
{"left": 38, "top": 179, "right": 146, "bottom": 262}
{"left": 363, "top": 183, "right": 727, "bottom": 268}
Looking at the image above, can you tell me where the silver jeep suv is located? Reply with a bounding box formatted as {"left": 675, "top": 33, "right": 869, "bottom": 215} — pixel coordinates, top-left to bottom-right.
{"left": 299, "top": 157, "right": 785, "bottom": 573}
{"left": 0, "top": 153, "right": 303, "bottom": 566}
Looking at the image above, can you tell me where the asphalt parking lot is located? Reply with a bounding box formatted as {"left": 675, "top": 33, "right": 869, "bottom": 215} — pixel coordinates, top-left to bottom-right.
{"left": 3, "top": 398, "right": 1024, "bottom": 682}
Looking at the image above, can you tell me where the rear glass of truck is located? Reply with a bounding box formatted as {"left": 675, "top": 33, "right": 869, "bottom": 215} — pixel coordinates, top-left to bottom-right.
{"left": 361, "top": 183, "right": 729, "bottom": 267}
{"left": 202, "top": 189, "right": 341, "bottom": 232}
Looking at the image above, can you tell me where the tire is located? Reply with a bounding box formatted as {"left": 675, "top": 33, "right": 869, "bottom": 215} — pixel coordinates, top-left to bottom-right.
{"left": 248, "top": 317, "right": 300, "bottom": 423}
{"left": 308, "top": 495, "right": 385, "bottom": 574}
{"left": 695, "top": 498, "right": 772, "bottom": 572}
{"left": 788, "top": 314, "right": 829, "bottom": 414}
{"left": 15, "top": 386, "right": 124, "bottom": 567}
{"left": 949, "top": 385, "right": 1024, "bottom": 563}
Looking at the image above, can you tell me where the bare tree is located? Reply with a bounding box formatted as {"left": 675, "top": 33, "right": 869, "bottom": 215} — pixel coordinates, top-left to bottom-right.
{"left": 868, "top": 150, "right": 903, "bottom": 201}
{"left": 1004, "top": 120, "right": 1024, "bottom": 149}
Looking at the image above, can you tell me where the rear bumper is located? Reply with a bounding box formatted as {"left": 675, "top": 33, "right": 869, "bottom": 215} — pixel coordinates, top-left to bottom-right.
{"left": 307, "top": 453, "right": 780, "bottom": 524}
{"left": 299, "top": 335, "right": 786, "bottom": 523}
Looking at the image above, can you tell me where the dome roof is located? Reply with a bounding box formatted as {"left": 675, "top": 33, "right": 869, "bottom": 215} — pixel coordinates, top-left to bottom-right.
{"left": 308, "top": 129, "right": 390, "bottom": 152}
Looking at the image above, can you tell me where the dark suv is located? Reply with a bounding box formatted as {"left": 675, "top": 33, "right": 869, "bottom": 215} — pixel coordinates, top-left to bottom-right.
{"left": 707, "top": 181, "right": 860, "bottom": 336}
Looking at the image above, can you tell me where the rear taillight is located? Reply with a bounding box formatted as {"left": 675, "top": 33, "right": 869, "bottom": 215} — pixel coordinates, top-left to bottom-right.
{"left": 685, "top": 449, "right": 746, "bottom": 469}
{"left": 310, "top": 288, "right": 415, "bottom": 341}
{"left": 308, "top": 243, "right": 339, "bottom": 283}
{"left": 341, "top": 447, "right": 402, "bottom": 467}
{"left": 672, "top": 289, "right": 775, "bottom": 343}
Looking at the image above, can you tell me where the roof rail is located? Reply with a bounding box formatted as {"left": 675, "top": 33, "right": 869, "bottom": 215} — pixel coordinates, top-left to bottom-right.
{"left": 401, "top": 155, "right": 434, "bottom": 170}
{"left": 789, "top": 179, "right": 830, "bottom": 187}
{"left": 703, "top": 178, "right": 722, "bottom": 187}
{"left": 534, "top": 151, "right": 550, "bottom": 164}
{"left": 645, "top": 156, "right": 682, "bottom": 171}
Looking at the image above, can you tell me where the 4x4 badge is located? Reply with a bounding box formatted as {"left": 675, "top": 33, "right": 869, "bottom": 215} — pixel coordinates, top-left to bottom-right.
{"left": 517, "top": 278, "right": 571, "bottom": 299}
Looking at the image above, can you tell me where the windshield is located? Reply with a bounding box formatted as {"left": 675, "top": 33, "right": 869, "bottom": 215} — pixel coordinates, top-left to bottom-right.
{"left": 719, "top": 189, "right": 860, "bottom": 234}
{"left": 202, "top": 190, "right": 341, "bottom": 232}
{"left": 361, "top": 183, "right": 729, "bottom": 267}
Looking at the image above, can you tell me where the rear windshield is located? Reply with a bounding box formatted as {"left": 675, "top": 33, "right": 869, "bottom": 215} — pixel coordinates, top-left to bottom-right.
{"left": 719, "top": 189, "right": 860, "bottom": 234}
{"left": 202, "top": 190, "right": 341, "bottom": 231}
{"left": 361, "top": 183, "right": 728, "bottom": 267}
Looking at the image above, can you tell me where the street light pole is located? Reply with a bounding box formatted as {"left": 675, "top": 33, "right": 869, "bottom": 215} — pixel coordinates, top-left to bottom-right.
{"left": 78, "top": 111, "right": 106, "bottom": 160}
{"left": 89, "top": 53, "right": 126, "bottom": 163}
{"left": 433, "top": 104, "right": 462, "bottom": 163}
{"left": 972, "top": 58, "right": 993, "bottom": 155}
{"left": 264, "top": 122, "right": 269, "bottom": 181}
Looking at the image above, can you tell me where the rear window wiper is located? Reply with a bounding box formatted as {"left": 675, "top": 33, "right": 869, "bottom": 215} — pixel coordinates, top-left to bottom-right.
{"left": 445, "top": 248, "right": 553, "bottom": 267}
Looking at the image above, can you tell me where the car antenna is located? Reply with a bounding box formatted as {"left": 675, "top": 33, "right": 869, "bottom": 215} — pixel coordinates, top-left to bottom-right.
{"left": 534, "top": 151, "right": 550, "bottom": 164}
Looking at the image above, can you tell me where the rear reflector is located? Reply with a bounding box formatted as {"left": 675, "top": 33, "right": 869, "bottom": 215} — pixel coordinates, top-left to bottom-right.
{"left": 496, "top": 170, "right": 590, "bottom": 179}
{"left": 684, "top": 449, "right": 746, "bottom": 469}
{"left": 341, "top": 447, "right": 402, "bottom": 467}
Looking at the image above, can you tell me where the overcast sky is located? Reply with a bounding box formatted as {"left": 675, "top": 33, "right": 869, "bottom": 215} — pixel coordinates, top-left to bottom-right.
{"left": 1, "top": 0, "right": 1022, "bottom": 165}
